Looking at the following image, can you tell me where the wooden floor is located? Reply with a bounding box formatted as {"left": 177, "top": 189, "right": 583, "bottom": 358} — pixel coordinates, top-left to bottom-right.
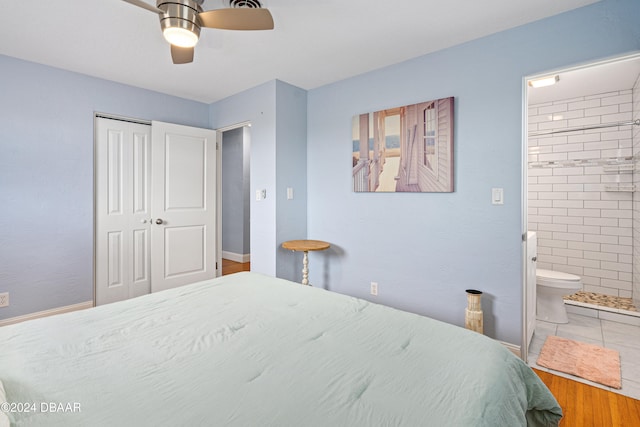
{"left": 534, "top": 368, "right": 640, "bottom": 426}
{"left": 221, "top": 259, "right": 250, "bottom": 275}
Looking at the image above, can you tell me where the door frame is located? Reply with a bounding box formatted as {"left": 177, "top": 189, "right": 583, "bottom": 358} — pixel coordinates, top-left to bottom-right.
{"left": 215, "top": 120, "right": 251, "bottom": 274}
{"left": 520, "top": 51, "right": 640, "bottom": 362}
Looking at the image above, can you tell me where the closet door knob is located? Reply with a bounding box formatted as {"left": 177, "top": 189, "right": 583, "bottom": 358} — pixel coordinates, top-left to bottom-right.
{"left": 531, "top": 256, "right": 537, "bottom": 262}
{"left": 155, "top": 218, "right": 164, "bottom": 225}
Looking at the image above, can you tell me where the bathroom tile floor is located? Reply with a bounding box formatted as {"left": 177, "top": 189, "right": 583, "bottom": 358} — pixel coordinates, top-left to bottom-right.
{"left": 528, "top": 312, "right": 640, "bottom": 400}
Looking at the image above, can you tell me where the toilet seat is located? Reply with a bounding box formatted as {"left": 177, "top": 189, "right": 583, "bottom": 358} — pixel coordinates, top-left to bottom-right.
{"left": 536, "top": 269, "right": 582, "bottom": 290}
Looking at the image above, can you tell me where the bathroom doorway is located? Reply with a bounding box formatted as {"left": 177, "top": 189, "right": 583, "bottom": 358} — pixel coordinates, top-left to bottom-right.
{"left": 522, "top": 52, "right": 640, "bottom": 362}
{"left": 521, "top": 53, "right": 640, "bottom": 398}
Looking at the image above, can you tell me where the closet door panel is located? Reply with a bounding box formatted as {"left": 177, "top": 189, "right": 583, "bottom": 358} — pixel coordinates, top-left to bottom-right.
{"left": 96, "top": 118, "right": 151, "bottom": 305}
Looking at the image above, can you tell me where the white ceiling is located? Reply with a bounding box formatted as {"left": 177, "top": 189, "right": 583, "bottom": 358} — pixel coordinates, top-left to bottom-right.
{"left": 0, "top": 0, "right": 601, "bottom": 104}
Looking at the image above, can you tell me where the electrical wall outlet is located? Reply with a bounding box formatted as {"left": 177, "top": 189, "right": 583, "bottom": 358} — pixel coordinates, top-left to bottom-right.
{"left": 370, "top": 282, "right": 378, "bottom": 296}
{"left": 0, "top": 292, "right": 8, "bottom": 308}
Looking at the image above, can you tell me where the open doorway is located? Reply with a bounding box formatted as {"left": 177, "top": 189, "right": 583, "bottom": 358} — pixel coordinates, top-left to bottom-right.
{"left": 220, "top": 125, "right": 251, "bottom": 275}
{"left": 522, "top": 53, "right": 640, "bottom": 372}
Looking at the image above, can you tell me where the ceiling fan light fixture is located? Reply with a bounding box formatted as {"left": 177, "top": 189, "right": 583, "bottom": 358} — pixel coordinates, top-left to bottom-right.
{"left": 123, "top": 0, "right": 274, "bottom": 64}
{"left": 158, "top": 0, "right": 202, "bottom": 47}
{"left": 163, "top": 26, "right": 199, "bottom": 47}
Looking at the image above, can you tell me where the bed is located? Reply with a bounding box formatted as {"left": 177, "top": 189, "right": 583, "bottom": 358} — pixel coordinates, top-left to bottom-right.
{"left": 0, "top": 272, "right": 562, "bottom": 426}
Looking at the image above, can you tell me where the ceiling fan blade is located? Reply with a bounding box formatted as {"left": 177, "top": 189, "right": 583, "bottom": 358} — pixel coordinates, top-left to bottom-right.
{"left": 171, "top": 45, "right": 194, "bottom": 64}
{"left": 121, "top": 0, "right": 163, "bottom": 14}
{"left": 198, "top": 8, "right": 274, "bottom": 31}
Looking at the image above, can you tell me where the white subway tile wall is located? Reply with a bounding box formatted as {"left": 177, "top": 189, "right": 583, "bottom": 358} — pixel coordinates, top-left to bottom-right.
{"left": 529, "top": 90, "right": 635, "bottom": 298}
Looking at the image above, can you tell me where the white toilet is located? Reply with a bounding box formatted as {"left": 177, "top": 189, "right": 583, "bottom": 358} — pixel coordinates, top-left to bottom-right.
{"left": 536, "top": 269, "right": 582, "bottom": 324}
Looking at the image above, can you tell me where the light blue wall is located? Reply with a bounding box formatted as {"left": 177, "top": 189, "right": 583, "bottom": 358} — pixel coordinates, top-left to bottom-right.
{"left": 209, "top": 80, "right": 307, "bottom": 280}
{"left": 306, "top": 0, "right": 640, "bottom": 345}
{"left": 242, "top": 127, "right": 251, "bottom": 254}
{"left": 275, "top": 81, "right": 308, "bottom": 281}
{"left": 210, "top": 81, "right": 278, "bottom": 275}
{"left": 242, "top": 126, "right": 251, "bottom": 254}
{"left": 0, "top": 55, "right": 209, "bottom": 320}
{"left": 2, "top": 0, "right": 638, "bottom": 341}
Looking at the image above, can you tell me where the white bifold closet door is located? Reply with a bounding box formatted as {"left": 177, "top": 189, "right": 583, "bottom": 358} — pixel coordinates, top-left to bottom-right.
{"left": 95, "top": 118, "right": 217, "bottom": 306}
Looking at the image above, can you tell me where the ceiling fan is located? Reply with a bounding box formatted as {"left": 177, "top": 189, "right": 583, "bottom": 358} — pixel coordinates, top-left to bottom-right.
{"left": 122, "top": 0, "right": 274, "bottom": 64}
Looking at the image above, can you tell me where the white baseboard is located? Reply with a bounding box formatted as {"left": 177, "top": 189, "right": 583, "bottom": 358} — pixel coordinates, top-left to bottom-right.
{"left": 0, "top": 301, "right": 93, "bottom": 327}
{"left": 222, "top": 251, "right": 250, "bottom": 263}
{"left": 498, "top": 340, "right": 522, "bottom": 358}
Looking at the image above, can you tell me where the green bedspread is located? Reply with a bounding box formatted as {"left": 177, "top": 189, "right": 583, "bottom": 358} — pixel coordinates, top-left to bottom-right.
{"left": 0, "top": 272, "right": 562, "bottom": 426}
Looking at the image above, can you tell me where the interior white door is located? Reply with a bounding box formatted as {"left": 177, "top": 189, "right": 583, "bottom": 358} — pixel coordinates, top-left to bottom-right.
{"left": 526, "top": 231, "right": 537, "bottom": 348}
{"left": 151, "top": 121, "right": 218, "bottom": 292}
{"left": 95, "top": 118, "right": 152, "bottom": 305}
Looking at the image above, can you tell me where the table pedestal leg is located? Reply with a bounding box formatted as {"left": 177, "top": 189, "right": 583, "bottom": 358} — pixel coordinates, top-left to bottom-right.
{"left": 302, "top": 250, "right": 309, "bottom": 285}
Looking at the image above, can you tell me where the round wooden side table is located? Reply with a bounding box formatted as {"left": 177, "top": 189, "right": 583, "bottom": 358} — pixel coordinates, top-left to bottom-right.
{"left": 282, "top": 239, "right": 330, "bottom": 285}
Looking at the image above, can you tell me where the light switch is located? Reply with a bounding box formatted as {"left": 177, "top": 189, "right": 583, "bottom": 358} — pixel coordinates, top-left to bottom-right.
{"left": 287, "top": 187, "right": 294, "bottom": 200}
{"left": 492, "top": 188, "right": 504, "bottom": 205}
{"left": 256, "top": 189, "right": 267, "bottom": 201}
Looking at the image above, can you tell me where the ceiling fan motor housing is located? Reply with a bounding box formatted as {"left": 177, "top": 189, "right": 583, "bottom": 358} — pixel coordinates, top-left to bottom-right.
{"left": 157, "top": 0, "right": 203, "bottom": 39}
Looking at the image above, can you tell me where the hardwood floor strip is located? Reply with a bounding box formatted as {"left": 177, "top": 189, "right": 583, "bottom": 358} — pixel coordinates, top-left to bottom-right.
{"left": 221, "top": 259, "right": 250, "bottom": 276}
{"left": 607, "top": 392, "right": 622, "bottom": 427}
{"left": 533, "top": 368, "right": 640, "bottom": 427}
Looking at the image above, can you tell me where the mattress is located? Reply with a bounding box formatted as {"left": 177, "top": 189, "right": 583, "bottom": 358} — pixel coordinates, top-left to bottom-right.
{"left": 0, "top": 272, "right": 561, "bottom": 426}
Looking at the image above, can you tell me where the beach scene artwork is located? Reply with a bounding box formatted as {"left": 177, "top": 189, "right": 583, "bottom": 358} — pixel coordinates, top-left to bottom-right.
{"left": 352, "top": 97, "right": 454, "bottom": 192}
